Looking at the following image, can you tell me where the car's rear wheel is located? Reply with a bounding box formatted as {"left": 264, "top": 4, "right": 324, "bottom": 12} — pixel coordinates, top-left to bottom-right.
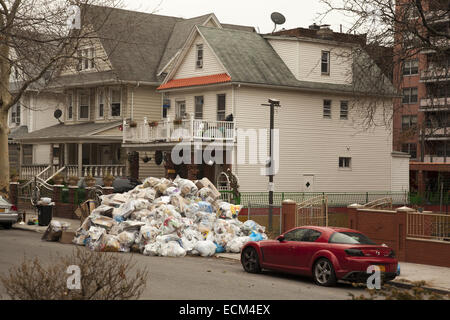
{"left": 313, "top": 258, "right": 337, "bottom": 287}
{"left": 241, "top": 247, "right": 261, "bottom": 274}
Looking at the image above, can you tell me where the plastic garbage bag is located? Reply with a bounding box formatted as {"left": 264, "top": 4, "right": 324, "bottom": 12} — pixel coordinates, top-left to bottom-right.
{"left": 249, "top": 231, "right": 264, "bottom": 242}
{"left": 164, "top": 187, "right": 180, "bottom": 196}
{"left": 197, "top": 201, "right": 213, "bottom": 214}
{"left": 160, "top": 241, "right": 186, "bottom": 257}
{"left": 194, "top": 240, "right": 217, "bottom": 257}
{"left": 215, "top": 242, "right": 225, "bottom": 254}
{"left": 226, "top": 236, "right": 251, "bottom": 253}
{"left": 143, "top": 242, "right": 162, "bottom": 256}
{"left": 103, "top": 235, "right": 120, "bottom": 252}
{"left": 176, "top": 178, "right": 198, "bottom": 197}
{"left": 117, "top": 231, "right": 136, "bottom": 247}
{"left": 243, "top": 220, "right": 266, "bottom": 234}
{"left": 142, "top": 177, "right": 161, "bottom": 189}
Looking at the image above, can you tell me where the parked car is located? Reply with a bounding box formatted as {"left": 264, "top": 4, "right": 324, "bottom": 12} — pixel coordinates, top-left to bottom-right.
{"left": 0, "top": 196, "right": 19, "bottom": 229}
{"left": 241, "top": 226, "right": 398, "bottom": 287}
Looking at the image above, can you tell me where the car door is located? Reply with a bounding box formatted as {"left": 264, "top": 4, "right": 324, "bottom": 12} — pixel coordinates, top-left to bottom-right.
{"left": 277, "top": 229, "right": 310, "bottom": 270}
{"left": 289, "top": 229, "right": 323, "bottom": 272}
{"left": 261, "top": 229, "right": 307, "bottom": 269}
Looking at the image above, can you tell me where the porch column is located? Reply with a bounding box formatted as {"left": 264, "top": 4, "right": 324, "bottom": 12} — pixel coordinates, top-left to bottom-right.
{"left": 19, "top": 144, "right": 23, "bottom": 179}
{"left": 64, "top": 143, "right": 69, "bottom": 166}
{"left": 49, "top": 143, "right": 54, "bottom": 174}
{"left": 78, "top": 143, "right": 83, "bottom": 178}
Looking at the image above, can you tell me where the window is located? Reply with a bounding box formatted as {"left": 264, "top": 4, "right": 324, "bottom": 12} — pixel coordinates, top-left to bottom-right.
{"left": 196, "top": 44, "right": 203, "bottom": 69}
{"left": 329, "top": 232, "right": 375, "bottom": 245}
{"left": 323, "top": 100, "right": 332, "bottom": 119}
{"left": 402, "top": 87, "right": 418, "bottom": 104}
{"left": 302, "top": 230, "right": 322, "bottom": 242}
{"left": 195, "top": 96, "right": 204, "bottom": 119}
{"left": 78, "top": 91, "right": 90, "bottom": 120}
{"left": 77, "top": 47, "right": 95, "bottom": 71}
{"left": 284, "top": 228, "right": 310, "bottom": 242}
{"left": 402, "top": 115, "right": 417, "bottom": 130}
{"left": 403, "top": 60, "right": 419, "bottom": 76}
{"left": 10, "top": 103, "right": 20, "bottom": 124}
{"left": 339, "top": 157, "right": 351, "bottom": 168}
{"left": 110, "top": 88, "right": 121, "bottom": 117}
{"left": 340, "top": 101, "right": 349, "bottom": 120}
{"left": 67, "top": 92, "right": 73, "bottom": 120}
{"left": 176, "top": 100, "right": 186, "bottom": 119}
{"left": 321, "top": 51, "right": 330, "bottom": 75}
{"left": 217, "top": 94, "right": 226, "bottom": 121}
{"left": 402, "top": 143, "right": 417, "bottom": 159}
{"left": 97, "top": 88, "right": 104, "bottom": 118}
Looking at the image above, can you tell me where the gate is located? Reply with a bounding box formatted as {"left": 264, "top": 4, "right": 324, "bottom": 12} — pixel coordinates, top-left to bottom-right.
{"left": 296, "top": 195, "right": 328, "bottom": 227}
{"left": 18, "top": 177, "right": 54, "bottom": 206}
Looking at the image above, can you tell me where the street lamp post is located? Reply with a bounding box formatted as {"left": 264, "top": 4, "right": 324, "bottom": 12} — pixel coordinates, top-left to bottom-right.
{"left": 262, "top": 98, "right": 281, "bottom": 233}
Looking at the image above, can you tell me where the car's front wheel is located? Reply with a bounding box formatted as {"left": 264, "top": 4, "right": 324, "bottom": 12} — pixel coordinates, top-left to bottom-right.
{"left": 313, "top": 258, "right": 337, "bottom": 287}
{"left": 241, "top": 247, "right": 261, "bottom": 274}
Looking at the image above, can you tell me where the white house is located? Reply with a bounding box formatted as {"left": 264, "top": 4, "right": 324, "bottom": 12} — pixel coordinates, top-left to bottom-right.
{"left": 123, "top": 24, "right": 410, "bottom": 193}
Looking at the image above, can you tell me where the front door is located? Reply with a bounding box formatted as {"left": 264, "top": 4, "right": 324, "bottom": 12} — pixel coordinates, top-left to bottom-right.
{"left": 99, "top": 145, "right": 112, "bottom": 165}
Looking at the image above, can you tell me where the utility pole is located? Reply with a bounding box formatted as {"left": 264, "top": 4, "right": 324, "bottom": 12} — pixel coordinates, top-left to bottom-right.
{"left": 262, "top": 99, "right": 281, "bottom": 232}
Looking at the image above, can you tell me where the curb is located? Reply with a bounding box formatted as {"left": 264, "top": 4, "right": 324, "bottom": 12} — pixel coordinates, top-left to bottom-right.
{"left": 12, "top": 224, "right": 47, "bottom": 234}
{"left": 388, "top": 280, "right": 450, "bottom": 295}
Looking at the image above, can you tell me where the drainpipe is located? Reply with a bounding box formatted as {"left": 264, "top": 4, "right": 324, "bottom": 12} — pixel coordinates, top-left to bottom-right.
{"left": 131, "top": 82, "right": 140, "bottom": 121}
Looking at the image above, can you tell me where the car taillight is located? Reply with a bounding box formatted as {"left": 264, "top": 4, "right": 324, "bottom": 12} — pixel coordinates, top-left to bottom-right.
{"left": 11, "top": 205, "right": 18, "bottom": 212}
{"left": 345, "top": 249, "right": 364, "bottom": 257}
{"left": 389, "top": 250, "right": 396, "bottom": 258}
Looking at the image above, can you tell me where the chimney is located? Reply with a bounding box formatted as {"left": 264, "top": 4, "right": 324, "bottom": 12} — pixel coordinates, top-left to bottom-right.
{"left": 317, "top": 24, "right": 333, "bottom": 40}
{"left": 309, "top": 23, "right": 320, "bottom": 30}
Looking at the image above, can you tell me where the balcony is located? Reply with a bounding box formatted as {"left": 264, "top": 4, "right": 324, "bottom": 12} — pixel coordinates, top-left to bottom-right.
{"left": 421, "top": 67, "right": 450, "bottom": 82}
{"left": 123, "top": 117, "right": 236, "bottom": 145}
{"left": 420, "top": 97, "right": 450, "bottom": 111}
{"left": 424, "top": 156, "right": 448, "bottom": 163}
{"left": 423, "top": 127, "right": 450, "bottom": 140}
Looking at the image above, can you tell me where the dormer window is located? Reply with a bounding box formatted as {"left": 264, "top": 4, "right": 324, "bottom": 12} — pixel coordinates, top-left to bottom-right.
{"left": 321, "top": 51, "right": 330, "bottom": 75}
{"left": 196, "top": 44, "right": 203, "bottom": 69}
{"left": 77, "top": 47, "right": 95, "bottom": 71}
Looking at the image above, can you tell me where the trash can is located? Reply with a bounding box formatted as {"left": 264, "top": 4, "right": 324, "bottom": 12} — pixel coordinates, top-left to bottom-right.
{"left": 37, "top": 205, "right": 53, "bottom": 226}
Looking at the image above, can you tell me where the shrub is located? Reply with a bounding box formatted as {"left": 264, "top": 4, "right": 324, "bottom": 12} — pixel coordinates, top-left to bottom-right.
{"left": 0, "top": 248, "right": 149, "bottom": 300}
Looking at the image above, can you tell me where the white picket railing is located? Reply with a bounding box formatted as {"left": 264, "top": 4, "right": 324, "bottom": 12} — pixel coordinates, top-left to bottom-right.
{"left": 123, "top": 117, "right": 236, "bottom": 144}
{"left": 82, "top": 165, "right": 126, "bottom": 177}
{"left": 20, "top": 165, "right": 50, "bottom": 180}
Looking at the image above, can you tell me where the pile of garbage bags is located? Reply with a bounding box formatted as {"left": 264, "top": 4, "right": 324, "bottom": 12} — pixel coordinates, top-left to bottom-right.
{"left": 73, "top": 176, "right": 268, "bottom": 258}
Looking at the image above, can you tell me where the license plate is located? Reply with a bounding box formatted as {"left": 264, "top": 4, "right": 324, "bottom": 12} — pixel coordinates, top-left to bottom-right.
{"left": 0, "top": 208, "right": 5, "bottom": 213}
{"left": 377, "top": 265, "right": 386, "bottom": 272}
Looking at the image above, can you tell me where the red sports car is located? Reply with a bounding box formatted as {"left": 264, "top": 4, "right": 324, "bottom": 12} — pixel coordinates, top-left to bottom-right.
{"left": 241, "top": 226, "right": 398, "bottom": 287}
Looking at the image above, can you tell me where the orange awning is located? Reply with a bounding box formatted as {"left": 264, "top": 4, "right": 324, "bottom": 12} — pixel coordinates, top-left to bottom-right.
{"left": 157, "top": 73, "right": 231, "bottom": 90}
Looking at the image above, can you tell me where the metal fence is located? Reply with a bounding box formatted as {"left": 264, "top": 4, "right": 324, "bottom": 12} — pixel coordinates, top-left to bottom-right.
{"left": 407, "top": 212, "right": 450, "bottom": 242}
{"left": 244, "top": 202, "right": 283, "bottom": 236}
{"left": 221, "top": 191, "right": 410, "bottom": 207}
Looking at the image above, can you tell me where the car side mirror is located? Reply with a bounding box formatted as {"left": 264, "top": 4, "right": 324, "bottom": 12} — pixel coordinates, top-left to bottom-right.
{"left": 277, "top": 235, "right": 285, "bottom": 242}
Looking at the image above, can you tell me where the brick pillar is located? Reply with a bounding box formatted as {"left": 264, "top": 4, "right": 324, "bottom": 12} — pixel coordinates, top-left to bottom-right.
{"left": 346, "top": 203, "right": 364, "bottom": 230}
{"left": 68, "top": 186, "right": 78, "bottom": 219}
{"left": 281, "top": 200, "right": 297, "bottom": 233}
{"left": 9, "top": 182, "right": 19, "bottom": 207}
{"left": 396, "top": 206, "right": 414, "bottom": 262}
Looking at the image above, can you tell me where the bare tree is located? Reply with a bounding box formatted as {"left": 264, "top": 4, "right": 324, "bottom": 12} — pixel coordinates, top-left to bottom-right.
{"left": 319, "top": 0, "right": 449, "bottom": 147}
{"left": 0, "top": 0, "right": 134, "bottom": 198}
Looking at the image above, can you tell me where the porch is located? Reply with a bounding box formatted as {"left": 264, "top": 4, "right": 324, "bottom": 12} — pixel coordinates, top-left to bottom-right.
{"left": 122, "top": 117, "right": 236, "bottom": 144}
{"left": 20, "top": 142, "right": 126, "bottom": 181}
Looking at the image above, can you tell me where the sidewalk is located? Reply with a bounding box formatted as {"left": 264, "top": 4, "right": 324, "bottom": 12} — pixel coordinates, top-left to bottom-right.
{"left": 13, "top": 211, "right": 81, "bottom": 234}
{"left": 216, "top": 253, "right": 450, "bottom": 294}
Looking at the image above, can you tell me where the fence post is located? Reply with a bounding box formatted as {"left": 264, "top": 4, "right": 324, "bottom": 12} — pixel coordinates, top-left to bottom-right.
{"left": 366, "top": 192, "right": 369, "bottom": 204}
{"left": 281, "top": 199, "right": 297, "bottom": 233}
{"left": 396, "top": 206, "right": 414, "bottom": 262}
{"left": 347, "top": 203, "right": 364, "bottom": 230}
{"left": 9, "top": 182, "right": 19, "bottom": 207}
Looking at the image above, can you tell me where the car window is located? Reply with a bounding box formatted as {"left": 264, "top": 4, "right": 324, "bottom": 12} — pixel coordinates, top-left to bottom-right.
{"left": 302, "top": 230, "right": 322, "bottom": 242}
{"left": 284, "top": 229, "right": 309, "bottom": 242}
{"left": 329, "top": 232, "right": 376, "bottom": 245}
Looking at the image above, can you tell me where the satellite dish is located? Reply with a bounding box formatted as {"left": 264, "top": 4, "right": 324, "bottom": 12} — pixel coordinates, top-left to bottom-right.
{"left": 54, "top": 109, "right": 64, "bottom": 124}
{"left": 271, "top": 12, "right": 286, "bottom": 33}
{"left": 54, "top": 109, "right": 62, "bottom": 119}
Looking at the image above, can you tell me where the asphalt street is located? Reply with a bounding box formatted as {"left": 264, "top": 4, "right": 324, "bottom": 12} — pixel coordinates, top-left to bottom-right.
{"left": 0, "top": 229, "right": 365, "bottom": 300}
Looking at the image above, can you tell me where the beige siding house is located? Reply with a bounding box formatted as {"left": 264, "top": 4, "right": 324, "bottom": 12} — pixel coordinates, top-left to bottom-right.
{"left": 123, "top": 25, "right": 409, "bottom": 193}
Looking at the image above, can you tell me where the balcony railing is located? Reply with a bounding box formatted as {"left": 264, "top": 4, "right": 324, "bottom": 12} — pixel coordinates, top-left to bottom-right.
{"left": 421, "top": 67, "right": 450, "bottom": 82}
{"left": 123, "top": 117, "right": 236, "bottom": 144}
{"left": 424, "top": 156, "right": 448, "bottom": 163}
{"left": 420, "top": 97, "right": 450, "bottom": 110}
{"left": 424, "top": 127, "right": 450, "bottom": 139}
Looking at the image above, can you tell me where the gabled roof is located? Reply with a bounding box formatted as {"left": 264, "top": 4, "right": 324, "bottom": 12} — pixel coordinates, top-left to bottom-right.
{"left": 160, "top": 26, "right": 396, "bottom": 96}
{"left": 8, "top": 126, "right": 28, "bottom": 143}
{"left": 15, "top": 121, "right": 122, "bottom": 142}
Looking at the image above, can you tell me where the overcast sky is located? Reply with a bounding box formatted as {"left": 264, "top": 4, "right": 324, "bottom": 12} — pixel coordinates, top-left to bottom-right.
{"left": 123, "top": 0, "right": 353, "bottom": 34}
